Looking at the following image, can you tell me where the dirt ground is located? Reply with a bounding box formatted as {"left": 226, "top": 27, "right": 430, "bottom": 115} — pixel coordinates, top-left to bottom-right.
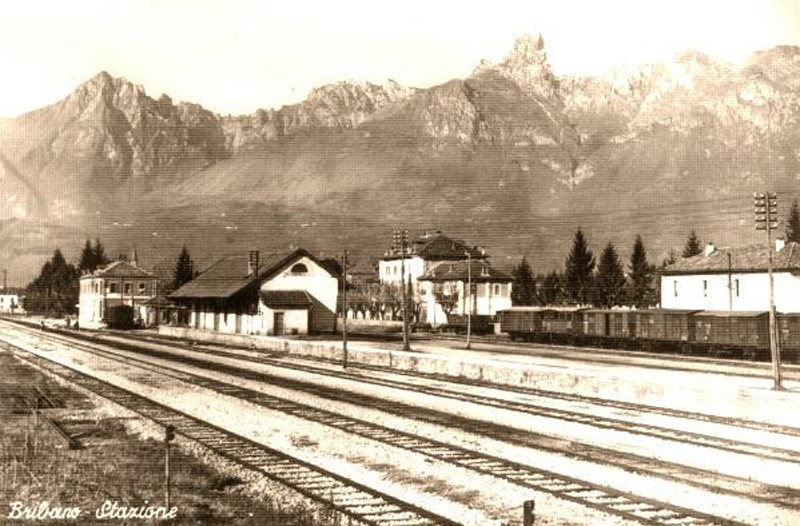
{"left": 0, "top": 350, "right": 339, "bottom": 525}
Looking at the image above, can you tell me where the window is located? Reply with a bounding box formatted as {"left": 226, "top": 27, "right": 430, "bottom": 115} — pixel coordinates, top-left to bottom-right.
{"left": 673, "top": 280, "right": 678, "bottom": 298}
{"left": 493, "top": 284, "right": 500, "bottom": 295}
{"left": 138, "top": 282, "right": 146, "bottom": 293}
{"left": 290, "top": 263, "right": 308, "bottom": 274}
{"left": 109, "top": 283, "right": 119, "bottom": 294}
{"left": 735, "top": 279, "right": 740, "bottom": 297}
{"left": 124, "top": 283, "right": 132, "bottom": 294}
{"left": 702, "top": 280, "right": 707, "bottom": 298}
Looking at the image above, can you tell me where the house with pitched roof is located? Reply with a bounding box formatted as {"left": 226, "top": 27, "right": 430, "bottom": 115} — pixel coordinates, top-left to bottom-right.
{"left": 661, "top": 240, "right": 800, "bottom": 313}
{"left": 377, "top": 231, "right": 511, "bottom": 324}
{"left": 378, "top": 231, "right": 487, "bottom": 289}
{"left": 78, "top": 259, "right": 160, "bottom": 327}
{"left": 168, "top": 248, "right": 338, "bottom": 336}
{"left": 418, "top": 259, "right": 513, "bottom": 325}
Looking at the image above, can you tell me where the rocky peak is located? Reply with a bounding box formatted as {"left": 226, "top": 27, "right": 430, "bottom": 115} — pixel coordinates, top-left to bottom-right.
{"left": 300, "top": 79, "right": 414, "bottom": 126}
{"left": 506, "top": 33, "right": 546, "bottom": 63}
{"left": 473, "top": 34, "right": 561, "bottom": 103}
{"left": 66, "top": 71, "right": 147, "bottom": 115}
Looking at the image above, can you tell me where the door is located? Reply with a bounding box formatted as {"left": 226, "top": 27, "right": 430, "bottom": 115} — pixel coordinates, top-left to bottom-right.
{"left": 274, "top": 312, "right": 285, "bottom": 335}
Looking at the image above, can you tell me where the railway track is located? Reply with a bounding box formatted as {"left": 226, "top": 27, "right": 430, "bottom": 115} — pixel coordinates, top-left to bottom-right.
{"left": 110, "top": 328, "right": 800, "bottom": 438}
{"left": 335, "top": 329, "right": 800, "bottom": 380}
{"left": 0, "top": 337, "right": 460, "bottom": 526}
{"left": 1, "top": 323, "right": 790, "bottom": 524}
{"left": 104, "top": 328, "right": 800, "bottom": 463}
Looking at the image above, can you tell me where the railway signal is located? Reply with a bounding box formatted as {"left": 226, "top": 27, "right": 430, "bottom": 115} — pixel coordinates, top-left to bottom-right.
{"left": 754, "top": 192, "right": 783, "bottom": 390}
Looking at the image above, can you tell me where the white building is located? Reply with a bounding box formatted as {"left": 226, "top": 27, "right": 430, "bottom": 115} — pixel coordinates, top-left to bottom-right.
{"left": 418, "top": 259, "right": 513, "bottom": 325}
{"left": 0, "top": 289, "right": 23, "bottom": 314}
{"left": 379, "top": 232, "right": 500, "bottom": 324}
{"left": 169, "top": 248, "right": 338, "bottom": 335}
{"left": 379, "top": 232, "right": 487, "bottom": 287}
{"left": 661, "top": 240, "right": 800, "bottom": 313}
{"left": 78, "top": 260, "right": 160, "bottom": 327}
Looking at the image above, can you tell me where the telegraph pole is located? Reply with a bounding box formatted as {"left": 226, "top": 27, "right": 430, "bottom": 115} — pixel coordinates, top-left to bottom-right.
{"left": 342, "top": 248, "right": 348, "bottom": 369}
{"left": 393, "top": 229, "right": 411, "bottom": 351}
{"left": 754, "top": 192, "right": 783, "bottom": 390}
{"left": 465, "top": 251, "right": 472, "bottom": 350}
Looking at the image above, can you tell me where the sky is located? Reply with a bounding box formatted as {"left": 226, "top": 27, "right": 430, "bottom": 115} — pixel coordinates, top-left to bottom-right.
{"left": 0, "top": 0, "right": 798, "bottom": 118}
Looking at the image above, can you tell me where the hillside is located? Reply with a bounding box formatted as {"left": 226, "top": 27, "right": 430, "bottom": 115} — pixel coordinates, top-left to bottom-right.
{"left": 1, "top": 35, "right": 799, "bottom": 285}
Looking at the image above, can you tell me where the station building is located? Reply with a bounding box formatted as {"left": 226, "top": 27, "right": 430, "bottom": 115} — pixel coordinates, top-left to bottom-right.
{"left": 78, "top": 260, "right": 160, "bottom": 327}
{"left": 169, "top": 248, "right": 338, "bottom": 336}
{"left": 661, "top": 240, "right": 800, "bottom": 313}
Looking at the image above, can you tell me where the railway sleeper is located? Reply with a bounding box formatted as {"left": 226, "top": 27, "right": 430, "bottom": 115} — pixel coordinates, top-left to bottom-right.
{"left": 385, "top": 519, "right": 441, "bottom": 526}
{"left": 540, "top": 482, "right": 584, "bottom": 492}
{"left": 259, "top": 466, "right": 311, "bottom": 477}
{"left": 359, "top": 510, "right": 419, "bottom": 521}
{"left": 340, "top": 499, "right": 393, "bottom": 509}
{"left": 293, "top": 480, "right": 342, "bottom": 492}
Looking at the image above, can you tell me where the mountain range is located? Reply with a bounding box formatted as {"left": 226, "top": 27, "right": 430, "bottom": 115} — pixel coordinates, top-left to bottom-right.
{"left": 1, "top": 34, "right": 799, "bottom": 286}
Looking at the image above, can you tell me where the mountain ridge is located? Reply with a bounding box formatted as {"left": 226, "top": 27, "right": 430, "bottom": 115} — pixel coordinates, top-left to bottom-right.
{"left": 1, "top": 35, "right": 799, "bottom": 286}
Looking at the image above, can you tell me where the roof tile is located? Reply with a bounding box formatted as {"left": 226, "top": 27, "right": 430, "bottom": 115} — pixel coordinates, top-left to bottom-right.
{"left": 663, "top": 242, "right": 800, "bottom": 274}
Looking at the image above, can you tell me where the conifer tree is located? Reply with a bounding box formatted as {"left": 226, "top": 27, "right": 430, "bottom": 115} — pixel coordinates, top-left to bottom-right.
{"left": 628, "top": 235, "right": 655, "bottom": 308}
{"left": 785, "top": 200, "right": 800, "bottom": 244}
{"left": 511, "top": 257, "right": 536, "bottom": 306}
{"left": 564, "top": 228, "right": 595, "bottom": 305}
{"left": 595, "top": 242, "right": 626, "bottom": 308}
{"left": 537, "top": 271, "right": 564, "bottom": 305}
{"left": 78, "top": 240, "right": 96, "bottom": 273}
{"left": 172, "top": 246, "right": 195, "bottom": 291}
{"left": 25, "top": 249, "right": 80, "bottom": 315}
{"left": 682, "top": 230, "right": 702, "bottom": 258}
{"left": 93, "top": 238, "right": 109, "bottom": 267}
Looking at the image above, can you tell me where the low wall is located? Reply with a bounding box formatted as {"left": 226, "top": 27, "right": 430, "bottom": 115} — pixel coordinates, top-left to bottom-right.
{"left": 157, "top": 326, "right": 800, "bottom": 429}
{"left": 336, "top": 318, "right": 403, "bottom": 333}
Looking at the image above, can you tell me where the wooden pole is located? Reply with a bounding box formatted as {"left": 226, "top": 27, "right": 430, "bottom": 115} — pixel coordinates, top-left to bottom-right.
{"left": 342, "top": 249, "right": 348, "bottom": 369}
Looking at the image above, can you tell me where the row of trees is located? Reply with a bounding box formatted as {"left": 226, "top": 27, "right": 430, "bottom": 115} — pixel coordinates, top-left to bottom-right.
{"left": 511, "top": 229, "right": 707, "bottom": 309}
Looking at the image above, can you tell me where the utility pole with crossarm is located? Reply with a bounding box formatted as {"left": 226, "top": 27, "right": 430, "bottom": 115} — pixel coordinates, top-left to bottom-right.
{"left": 754, "top": 191, "right": 783, "bottom": 390}
{"left": 393, "top": 229, "right": 412, "bottom": 351}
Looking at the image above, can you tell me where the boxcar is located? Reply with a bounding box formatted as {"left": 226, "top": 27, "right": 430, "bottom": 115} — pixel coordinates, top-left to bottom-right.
{"left": 581, "top": 310, "right": 637, "bottom": 349}
{"left": 633, "top": 309, "right": 698, "bottom": 341}
{"left": 445, "top": 314, "right": 494, "bottom": 335}
{"left": 582, "top": 310, "right": 633, "bottom": 338}
{"left": 693, "top": 311, "right": 769, "bottom": 357}
{"left": 498, "top": 307, "right": 545, "bottom": 338}
{"left": 778, "top": 313, "right": 800, "bottom": 363}
{"left": 498, "top": 306, "right": 585, "bottom": 342}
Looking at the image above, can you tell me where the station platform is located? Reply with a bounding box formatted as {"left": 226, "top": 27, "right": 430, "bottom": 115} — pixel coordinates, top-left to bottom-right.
{"left": 162, "top": 326, "right": 799, "bottom": 429}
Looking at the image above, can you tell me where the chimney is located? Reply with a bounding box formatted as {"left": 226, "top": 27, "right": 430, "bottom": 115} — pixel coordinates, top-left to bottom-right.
{"left": 776, "top": 237, "right": 786, "bottom": 252}
{"left": 704, "top": 242, "right": 716, "bottom": 257}
{"left": 248, "top": 251, "right": 260, "bottom": 276}
{"left": 131, "top": 247, "right": 139, "bottom": 267}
